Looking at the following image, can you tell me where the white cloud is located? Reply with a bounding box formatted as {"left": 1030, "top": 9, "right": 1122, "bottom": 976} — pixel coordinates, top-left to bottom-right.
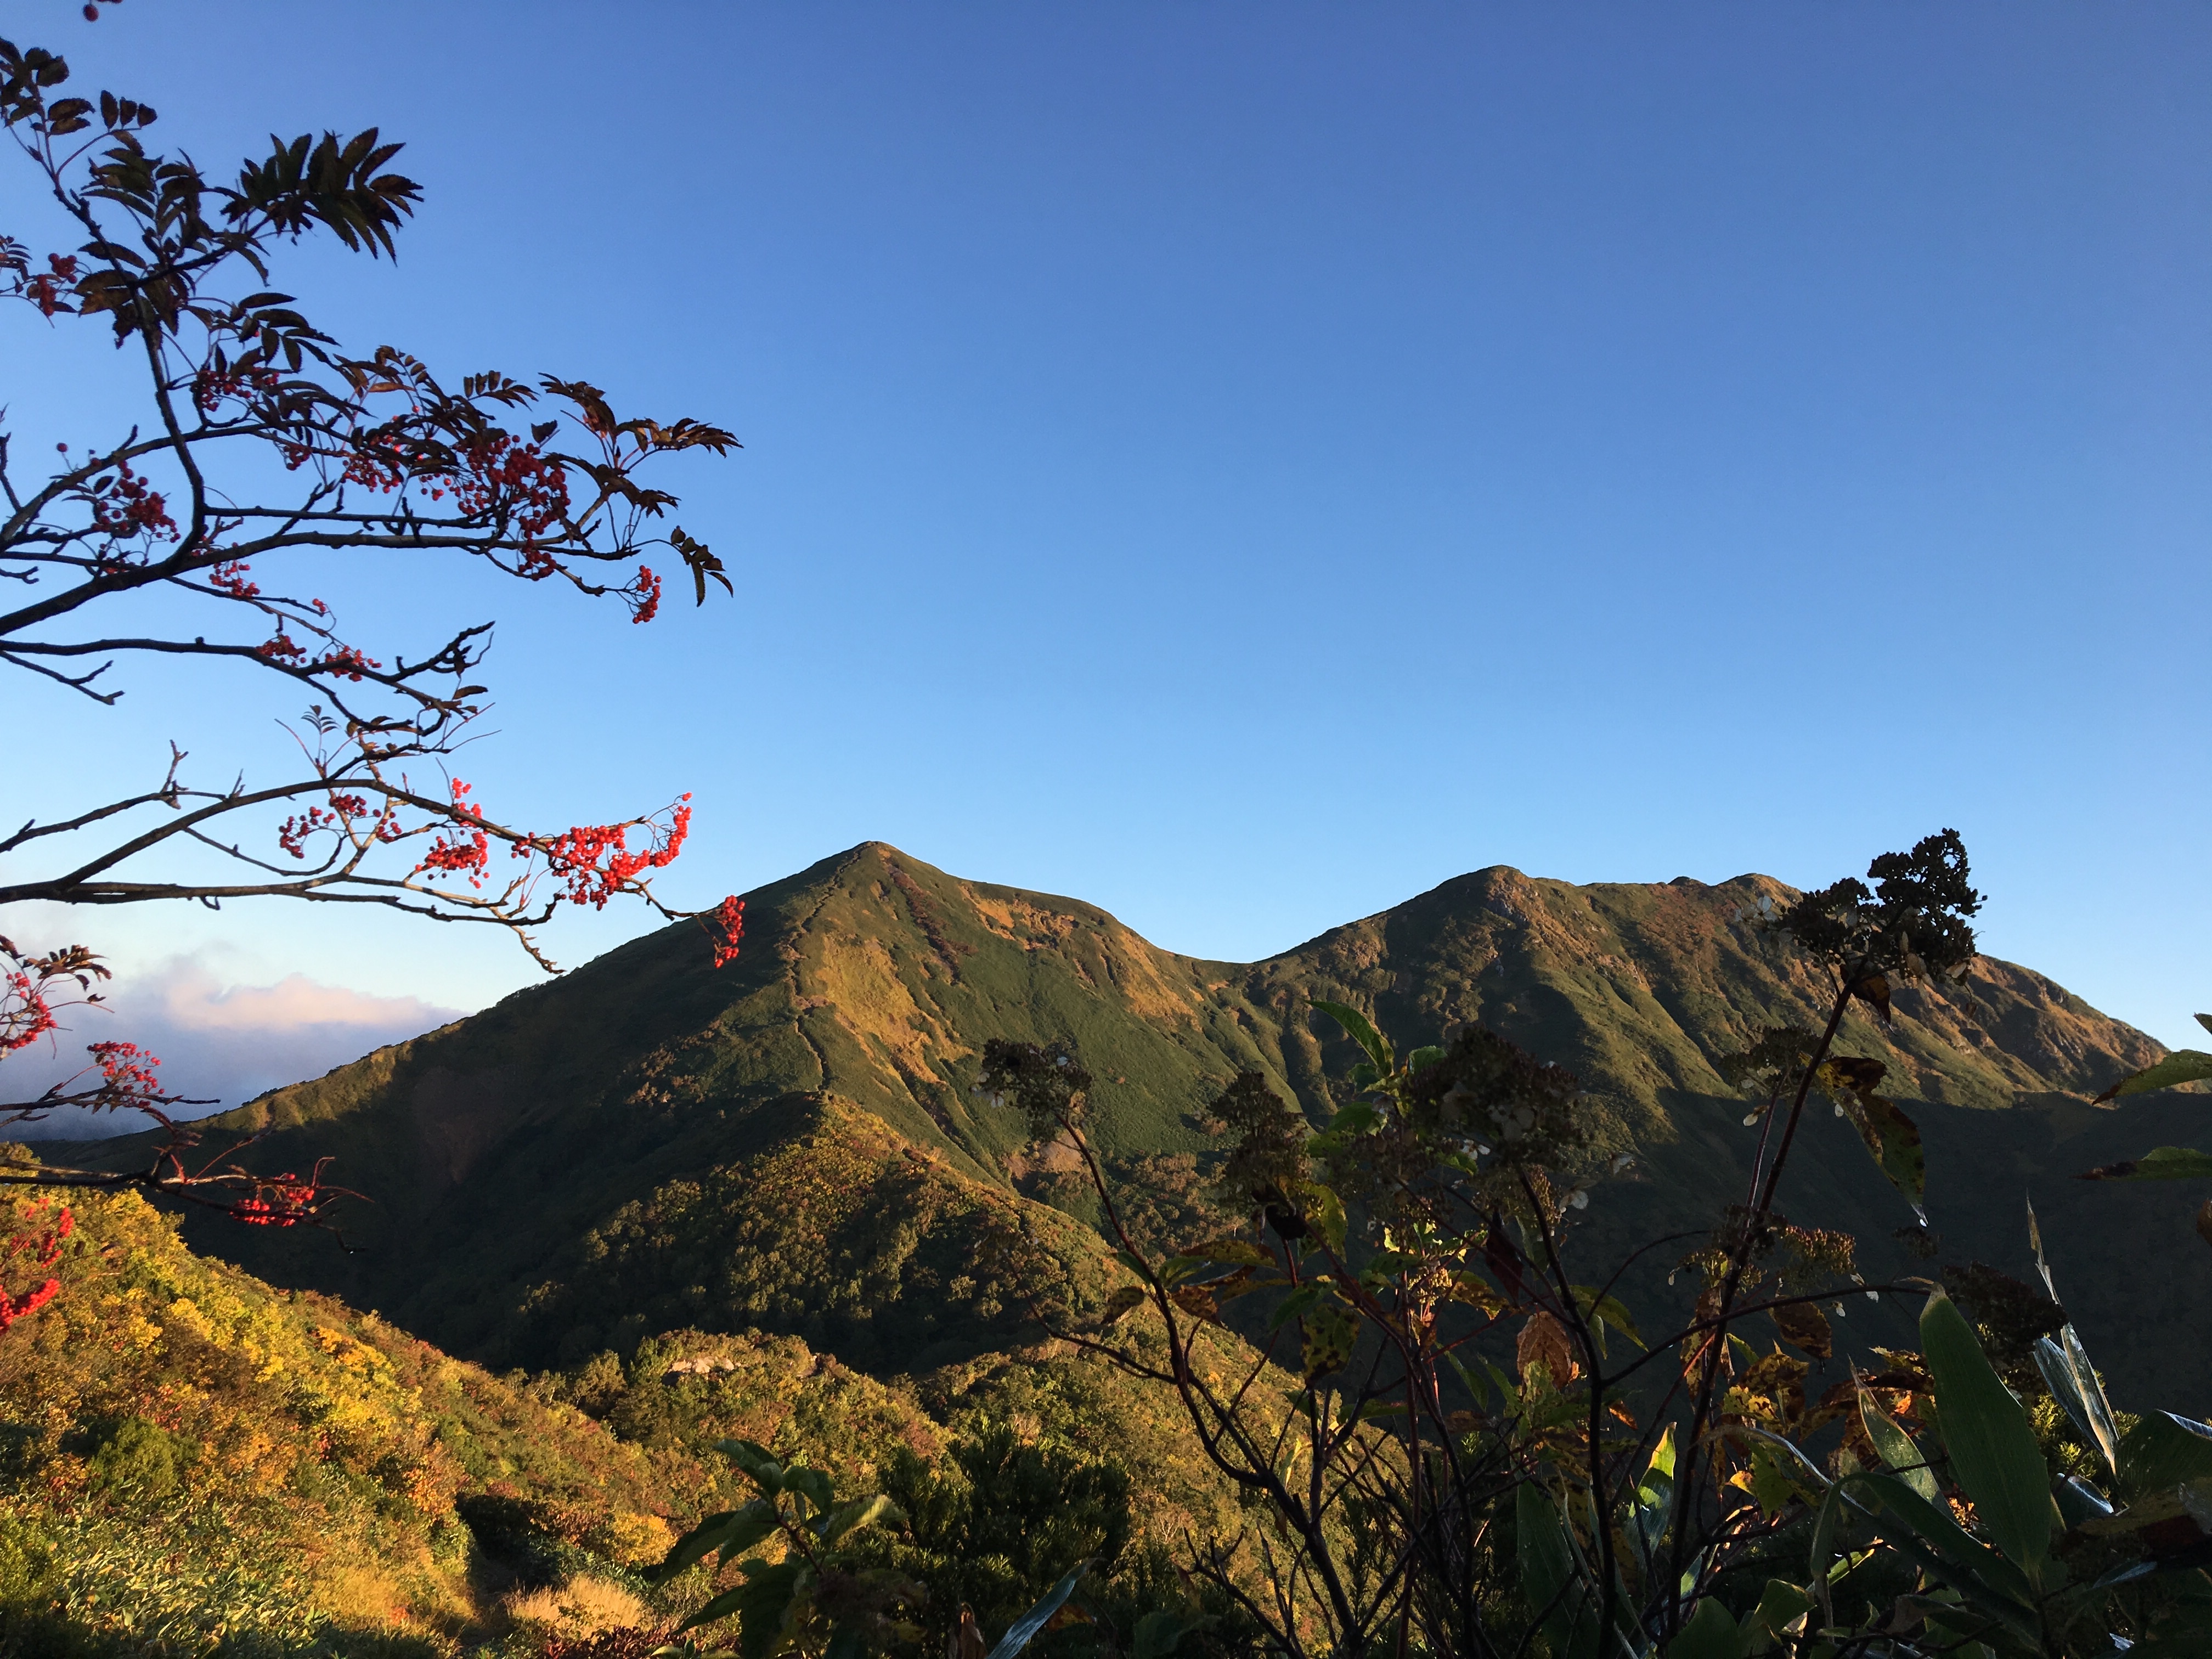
{"left": 2, "top": 956, "right": 465, "bottom": 1139}
{"left": 149, "top": 967, "right": 452, "bottom": 1034}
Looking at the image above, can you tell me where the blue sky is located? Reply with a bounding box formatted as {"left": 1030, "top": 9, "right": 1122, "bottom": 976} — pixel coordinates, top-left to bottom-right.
{"left": 6, "top": 2, "right": 2208, "bottom": 1112}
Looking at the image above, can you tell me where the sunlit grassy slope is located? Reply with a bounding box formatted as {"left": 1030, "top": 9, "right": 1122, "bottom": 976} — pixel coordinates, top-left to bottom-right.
{"left": 0, "top": 1174, "right": 677, "bottom": 1655}
{"left": 0, "top": 1142, "right": 1244, "bottom": 1656}
{"left": 54, "top": 840, "right": 2199, "bottom": 1397}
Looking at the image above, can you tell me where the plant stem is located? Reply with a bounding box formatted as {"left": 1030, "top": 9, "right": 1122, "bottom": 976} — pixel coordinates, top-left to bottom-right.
{"left": 1660, "top": 973, "right": 1854, "bottom": 1637}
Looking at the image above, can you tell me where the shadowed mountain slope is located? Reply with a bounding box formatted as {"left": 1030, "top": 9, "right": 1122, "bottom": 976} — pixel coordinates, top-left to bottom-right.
{"left": 55, "top": 841, "right": 2204, "bottom": 1397}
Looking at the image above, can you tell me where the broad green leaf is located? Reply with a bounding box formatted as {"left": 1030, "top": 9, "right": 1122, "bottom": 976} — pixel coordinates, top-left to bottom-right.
{"left": 1745, "top": 1579, "right": 1810, "bottom": 1646}
{"left": 1573, "top": 1285, "right": 1645, "bottom": 1350}
{"left": 1596, "top": 1294, "right": 1645, "bottom": 1350}
{"left": 2033, "top": 1335, "right": 2118, "bottom": 1478}
{"left": 1300, "top": 1302, "right": 1357, "bottom": 1379}
{"left": 1446, "top": 1269, "right": 1508, "bottom": 1315}
{"left": 680, "top": 1557, "right": 804, "bottom": 1653}
{"left": 1308, "top": 1184, "right": 1348, "bottom": 1254}
{"left": 1360, "top": 1248, "right": 1425, "bottom": 1282}
{"left": 1173, "top": 1236, "right": 1271, "bottom": 1267}
{"left": 1730, "top": 1442, "right": 1800, "bottom": 1519}
{"left": 1921, "top": 1291, "right": 2055, "bottom": 1579}
{"left": 1664, "top": 1597, "right": 1743, "bottom": 1659}
{"left": 1406, "top": 1044, "right": 1447, "bottom": 1072}
{"left": 714, "top": 1438, "right": 782, "bottom": 1488}
{"left": 784, "top": 1465, "right": 834, "bottom": 1515}
{"left": 1155, "top": 1252, "right": 1199, "bottom": 1286}
{"left": 1770, "top": 1300, "right": 1832, "bottom": 1361}
{"left": 819, "top": 1492, "right": 900, "bottom": 1545}
{"left": 2117, "top": 1411, "right": 2212, "bottom": 1500}
{"left": 1311, "top": 998, "right": 1392, "bottom": 1073}
{"left": 1636, "top": 1424, "right": 1677, "bottom": 1510}
{"left": 2026, "top": 1193, "right": 2055, "bottom": 1295}
{"left": 2077, "top": 1145, "right": 2212, "bottom": 1181}
{"left": 1099, "top": 1285, "right": 1148, "bottom": 1326}
{"left": 1208, "top": 1267, "right": 1277, "bottom": 1304}
{"left": 2080, "top": 1478, "right": 2212, "bottom": 1542}
{"left": 1480, "top": 1356, "right": 1520, "bottom": 1410}
{"left": 1326, "top": 1102, "right": 1380, "bottom": 1134}
{"left": 1268, "top": 1283, "right": 1325, "bottom": 1331}
{"left": 2053, "top": 1474, "right": 2113, "bottom": 1530}
{"left": 733, "top": 1559, "right": 808, "bottom": 1659}
{"left": 1806, "top": 1485, "right": 1848, "bottom": 1628}
{"left": 652, "top": 1507, "right": 733, "bottom": 1581}
{"left": 2094, "top": 1049, "right": 2212, "bottom": 1104}
{"left": 653, "top": 1501, "right": 776, "bottom": 1581}
{"left": 1859, "top": 1388, "right": 1938, "bottom": 1503}
{"left": 678, "top": 1582, "right": 754, "bottom": 1634}
{"left": 1130, "top": 1610, "right": 1199, "bottom": 1659}
{"left": 1630, "top": 1426, "right": 1677, "bottom": 1570}
{"left": 1435, "top": 1347, "right": 1482, "bottom": 1411}
{"left": 986, "top": 1561, "right": 1091, "bottom": 1659}
{"left": 2125, "top": 1629, "right": 2212, "bottom": 1658}
{"left": 2059, "top": 1323, "right": 2119, "bottom": 1469}
{"left": 1517, "top": 1482, "right": 1599, "bottom": 1659}
{"left": 1838, "top": 1472, "right": 2038, "bottom": 1630}
{"left": 1849, "top": 1091, "right": 1926, "bottom": 1214}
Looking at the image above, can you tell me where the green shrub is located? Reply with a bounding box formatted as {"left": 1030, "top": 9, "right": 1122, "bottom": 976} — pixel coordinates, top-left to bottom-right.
{"left": 869, "top": 1423, "right": 1131, "bottom": 1649}
{"left": 84, "top": 1417, "right": 184, "bottom": 1504}
{"left": 0, "top": 1513, "right": 55, "bottom": 1601}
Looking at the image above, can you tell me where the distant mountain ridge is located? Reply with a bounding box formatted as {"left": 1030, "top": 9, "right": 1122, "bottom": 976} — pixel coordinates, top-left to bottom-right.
{"left": 50, "top": 841, "right": 2211, "bottom": 1402}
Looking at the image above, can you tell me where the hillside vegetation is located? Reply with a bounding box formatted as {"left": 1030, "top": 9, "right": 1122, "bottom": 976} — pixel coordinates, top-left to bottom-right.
{"left": 64, "top": 842, "right": 2200, "bottom": 1398}
{"left": 21, "top": 840, "right": 2212, "bottom": 1652}
{"left": 0, "top": 1143, "right": 1250, "bottom": 1656}
{"left": 0, "top": 1165, "right": 675, "bottom": 1655}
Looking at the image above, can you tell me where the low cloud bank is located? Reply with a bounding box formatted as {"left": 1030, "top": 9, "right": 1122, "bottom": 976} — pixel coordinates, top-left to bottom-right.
{"left": 3, "top": 958, "right": 464, "bottom": 1139}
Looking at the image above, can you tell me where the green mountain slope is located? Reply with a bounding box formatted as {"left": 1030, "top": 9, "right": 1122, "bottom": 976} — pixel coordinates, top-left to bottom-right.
{"left": 53, "top": 842, "right": 2200, "bottom": 1399}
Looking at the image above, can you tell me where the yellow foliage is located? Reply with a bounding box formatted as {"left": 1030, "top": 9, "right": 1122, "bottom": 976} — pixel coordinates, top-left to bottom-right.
{"left": 311, "top": 1323, "right": 392, "bottom": 1373}
{"left": 589, "top": 1508, "right": 678, "bottom": 1566}
{"left": 165, "top": 1295, "right": 217, "bottom": 1345}
{"left": 502, "top": 1575, "right": 653, "bottom": 1638}
{"left": 0, "top": 1184, "right": 678, "bottom": 1653}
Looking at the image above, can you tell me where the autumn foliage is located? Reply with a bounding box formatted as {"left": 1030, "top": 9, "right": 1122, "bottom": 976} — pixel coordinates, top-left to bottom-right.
{"left": 0, "top": 29, "right": 742, "bottom": 1288}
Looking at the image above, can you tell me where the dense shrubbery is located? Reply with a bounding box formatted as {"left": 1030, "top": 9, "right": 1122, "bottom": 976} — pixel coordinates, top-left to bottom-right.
{"left": 513, "top": 1099, "right": 1105, "bottom": 1375}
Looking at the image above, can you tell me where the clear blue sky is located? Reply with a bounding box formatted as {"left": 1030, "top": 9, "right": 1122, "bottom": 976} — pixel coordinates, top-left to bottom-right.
{"left": 7, "top": 2, "right": 2208, "bottom": 1103}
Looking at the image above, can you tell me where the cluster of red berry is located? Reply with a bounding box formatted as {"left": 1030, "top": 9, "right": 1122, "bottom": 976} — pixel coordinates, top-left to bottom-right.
{"left": 0, "top": 1200, "right": 71, "bottom": 1333}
